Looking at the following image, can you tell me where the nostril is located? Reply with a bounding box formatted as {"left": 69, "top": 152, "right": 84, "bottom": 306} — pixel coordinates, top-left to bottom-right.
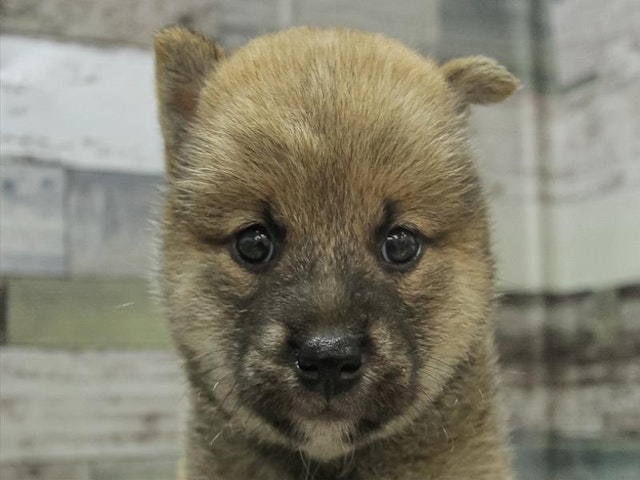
{"left": 338, "top": 357, "right": 362, "bottom": 379}
{"left": 296, "top": 359, "right": 321, "bottom": 380}
{"left": 293, "top": 334, "right": 368, "bottom": 396}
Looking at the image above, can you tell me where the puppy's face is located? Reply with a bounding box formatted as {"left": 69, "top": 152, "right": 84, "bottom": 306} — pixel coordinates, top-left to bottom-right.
{"left": 155, "top": 28, "right": 517, "bottom": 460}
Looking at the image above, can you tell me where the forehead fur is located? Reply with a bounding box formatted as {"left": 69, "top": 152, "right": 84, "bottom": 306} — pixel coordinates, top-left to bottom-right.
{"left": 174, "top": 27, "right": 479, "bottom": 237}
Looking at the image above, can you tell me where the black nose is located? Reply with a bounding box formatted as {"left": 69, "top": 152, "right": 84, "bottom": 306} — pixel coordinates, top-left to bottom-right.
{"left": 295, "top": 335, "right": 365, "bottom": 400}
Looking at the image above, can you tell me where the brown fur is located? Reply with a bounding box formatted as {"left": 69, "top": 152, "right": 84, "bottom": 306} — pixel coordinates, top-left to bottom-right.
{"left": 154, "top": 26, "right": 518, "bottom": 480}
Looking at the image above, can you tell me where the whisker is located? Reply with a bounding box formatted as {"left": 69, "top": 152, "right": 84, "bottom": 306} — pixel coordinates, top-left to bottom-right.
{"left": 197, "top": 363, "right": 230, "bottom": 376}
{"left": 211, "top": 372, "right": 233, "bottom": 392}
{"left": 209, "top": 382, "right": 241, "bottom": 447}
{"left": 298, "top": 448, "right": 311, "bottom": 480}
{"left": 191, "top": 350, "right": 218, "bottom": 361}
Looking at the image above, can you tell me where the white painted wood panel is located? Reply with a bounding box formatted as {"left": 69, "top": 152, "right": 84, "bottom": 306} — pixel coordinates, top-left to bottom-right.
{"left": 292, "top": 0, "right": 440, "bottom": 52}
{"left": 214, "top": 0, "right": 282, "bottom": 49}
{"left": 0, "top": 348, "right": 185, "bottom": 463}
{"left": 0, "top": 0, "right": 219, "bottom": 48}
{"left": 471, "top": 86, "right": 640, "bottom": 293}
{"left": 1, "top": 33, "right": 639, "bottom": 292}
{"left": 2, "top": 345, "right": 639, "bottom": 465}
{"left": 0, "top": 36, "right": 163, "bottom": 174}
{"left": 67, "top": 171, "right": 162, "bottom": 277}
{"left": 0, "top": 163, "right": 66, "bottom": 276}
{"left": 549, "top": 0, "right": 640, "bottom": 87}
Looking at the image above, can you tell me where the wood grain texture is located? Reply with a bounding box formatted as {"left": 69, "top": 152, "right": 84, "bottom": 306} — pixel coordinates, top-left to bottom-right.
{"left": 0, "top": 348, "right": 185, "bottom": 463}
{"left": 0, "top": 163, "right": 66, "bottom": 276}
{"left": 214, "top": 0, "right": 281, "bottom": 49}
{"left": 1, "top": 3, "right": 638, "bottom": 292}
{"left": 540, "top": 77, "right": 640, "bottom": 201}
{"left": 438, "top": 0, "right": 530, "bottom": 79}
{"left": 0, "top": 458, "right": 179, "bottom": 480}
{"left": 292, "top": 0, "right": 440, "bottom": 53}
{"left": 2, "top": 338, "right": 639, "bottom": 465}
{"left": 6, "top": 278, "right": 170, "bottom": 348}
{"left": 68, "top": 171, "right": 162, "bottom": 277}
{"left": 470, "top": 76, "right": 640, "bottom": 292}
{"left": 497, "top": 290, "right": 640, "bottom": 436}
{"left": 90, "top": 458, "right": 178, "bottom": 480}
{"left": 547, "top": 0, "right": 640, "bottom": 88}
{"left": 505, "top": 359, "right": 640, "bottom": 437}
{"left": 0, "top": 36, "right": 163, "bottom": 175}
{"left": 0, "top": 0, "right": 218, "bottom": 48}
{"left": 0, "top": 461, "right": 90, "bottom": 480}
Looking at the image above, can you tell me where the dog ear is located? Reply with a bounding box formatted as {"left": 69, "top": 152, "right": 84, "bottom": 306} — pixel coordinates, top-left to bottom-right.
{"left": 440, "top": 56, "right": 519, "bottom": 112}
{"left": 154, "top": 27, "right": 225, "bottom": 176}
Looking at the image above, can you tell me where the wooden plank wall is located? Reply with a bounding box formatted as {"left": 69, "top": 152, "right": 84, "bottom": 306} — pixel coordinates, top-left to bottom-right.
{"left": 0, "top": 350, "right": 182, "bottom": 480}
{"left": 1, "top": 285, "right": 639, "bottom": 478}
{"left": 1, "top": 0, "right": 639, "bottom": 478}
{"left": 2, "top": 3, "right": 639, "bottom": 291}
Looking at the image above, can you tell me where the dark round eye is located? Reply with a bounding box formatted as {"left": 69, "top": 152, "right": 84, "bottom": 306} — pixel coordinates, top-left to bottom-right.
{"left": 381, "top": 227, "right": 422, "bottom": 266}
{"left": 234, "top": 224, "right": 274, "bottom": 267}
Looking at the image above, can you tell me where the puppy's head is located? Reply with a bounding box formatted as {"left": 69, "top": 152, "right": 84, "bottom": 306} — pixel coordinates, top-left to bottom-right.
{"left": 155, "top": 27, "right": 517, "bottom": 460}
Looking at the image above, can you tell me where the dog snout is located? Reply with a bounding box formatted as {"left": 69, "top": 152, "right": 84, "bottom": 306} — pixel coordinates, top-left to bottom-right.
{"left": 294, "top": 334, "right": 367, "bottom": 400}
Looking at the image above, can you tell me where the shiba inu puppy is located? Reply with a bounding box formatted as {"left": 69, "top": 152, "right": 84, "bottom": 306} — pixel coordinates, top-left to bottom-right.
{"left": 155, "top": 26, "right": 518, "bottom": 480}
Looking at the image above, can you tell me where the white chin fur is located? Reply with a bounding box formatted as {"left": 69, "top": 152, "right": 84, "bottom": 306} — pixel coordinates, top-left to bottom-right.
{"left": 297, "top": 420, "right": 355, "bottom": 461}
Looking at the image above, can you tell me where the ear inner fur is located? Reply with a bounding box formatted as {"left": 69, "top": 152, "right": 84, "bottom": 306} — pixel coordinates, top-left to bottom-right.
{"left": 154, "top": 27, "right": 225, "bottom": 176}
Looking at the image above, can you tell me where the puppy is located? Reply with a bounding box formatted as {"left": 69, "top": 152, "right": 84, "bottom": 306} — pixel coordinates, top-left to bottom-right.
{"left": 154, "top": 26, "right": 518, "bottom": 480}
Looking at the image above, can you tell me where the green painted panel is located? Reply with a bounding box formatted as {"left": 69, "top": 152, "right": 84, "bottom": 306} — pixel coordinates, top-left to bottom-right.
{"left": 7, "top": 278, "right": 171, "bottom": 348}
{"left": 91, "top": 458, "right": 178, "bottom": 480}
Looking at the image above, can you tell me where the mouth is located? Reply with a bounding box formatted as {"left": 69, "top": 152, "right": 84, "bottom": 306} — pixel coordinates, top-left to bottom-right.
{"left": 246, "top": 368, "right": 413, "bottom": 438}
{"left": 250, "top": 387, "right": 365, "bottom": 436}
{"left": 302, "top": 401, "right": 354, "bottom": 422}
{"left": 240, "top": 336, "right": 416, "bottom": 442}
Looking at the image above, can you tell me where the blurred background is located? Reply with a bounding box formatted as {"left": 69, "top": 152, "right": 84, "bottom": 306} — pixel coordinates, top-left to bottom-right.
{"left": 0, "top": 1, "right": 639, "bottom": 479}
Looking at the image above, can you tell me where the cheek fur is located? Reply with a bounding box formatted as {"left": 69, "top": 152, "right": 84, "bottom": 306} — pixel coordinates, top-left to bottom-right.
{"left": 389, "top": 235, "right": 492, "bottom": 404}
{"left": 164, "top": 218, "right": 492, "bottom": 449}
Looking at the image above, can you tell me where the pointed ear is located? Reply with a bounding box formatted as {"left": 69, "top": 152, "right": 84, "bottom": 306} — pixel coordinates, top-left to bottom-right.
{"left": 154, "top": 27, "right": 225, "bottom": 175}
{"left": 441, "top": 56, "right": 519, "bottom": 110}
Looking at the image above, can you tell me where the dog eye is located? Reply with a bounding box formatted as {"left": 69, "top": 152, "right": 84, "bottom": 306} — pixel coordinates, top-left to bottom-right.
{"left": 381, "top": 227, "right": 422, "bottom": 266}
{"left": 234, "top": 224, "right": 274, "bottom": 267}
